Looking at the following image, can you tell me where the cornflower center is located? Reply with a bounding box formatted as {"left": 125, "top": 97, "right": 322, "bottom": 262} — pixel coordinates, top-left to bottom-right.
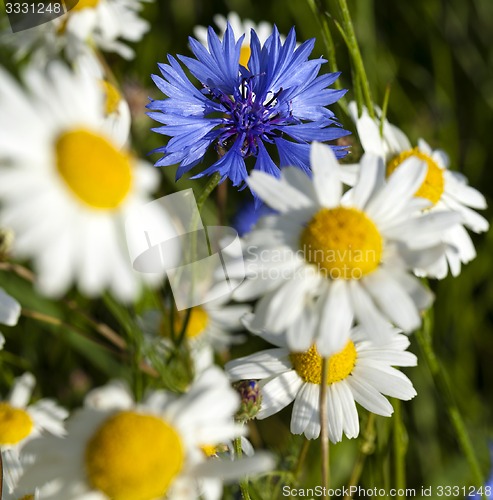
{"left": 55, "top": 128, "right": 132, "bottom": 210}
{"left": 207, "top": 77, "right": 291, "bottom": 158}
{"left": 386, "top": 147, "right": 444, "bottom": 205}
{"left": 0, "top": 402, "right": 33, "bottom": 444}
{"left": 300, "top": 207, "right": 383, "bottom": 280}
{"left": 85, "top": 411, "right": 184, "bottom": 499}
{"left": 290, "top": 342, "right": 357, "bottom": 385}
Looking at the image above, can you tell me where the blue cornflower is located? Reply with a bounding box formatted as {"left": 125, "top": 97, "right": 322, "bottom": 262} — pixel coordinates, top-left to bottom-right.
{"left": 147, "top": 24, "right": 349, "bottom": 190}
{"left": 233, "top": 198, "right": 276, "bottom": 236}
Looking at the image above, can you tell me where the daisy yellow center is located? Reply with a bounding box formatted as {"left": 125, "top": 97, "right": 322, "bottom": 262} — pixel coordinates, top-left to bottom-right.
{"left": 290, "top": 342, "right": 357, "bottom": 385}
{"left": 85, "top": 411, "right": 184, "bottom": 500}
{"left": 201, "top": 444, "right": 218, "bottom": 457}
{"left": 72, "top": 0, "right": 99, "bottom": 11}
{"left": 386, "top": 147, "right": 445, "bottom": 205}
{"left": 173, "top": 307, "right": 209, "bottom": 339}
{"left": 239, "top": 45, "right": 251, "bottom": 68}
{"left": 101, "top": 80, "right": 121, "bottom": 115}
{"left": 0, "top": 402, "right": 33, "bottom": 445}
{"left": 300, "top": 207, "right": 383, "bottom": 280}
{"left": 55, "top": 128, "right": 132, "bottom": 210}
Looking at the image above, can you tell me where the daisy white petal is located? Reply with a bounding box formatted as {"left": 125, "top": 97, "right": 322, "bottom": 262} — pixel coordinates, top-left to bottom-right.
{"left": 226, "top": 348, "right": 292, "bottom": 380}
{"left": 257, "top": 371, "right": 302, "bottom": 419}
{"left": 0, "top": 288, "right": 21, "bottom": 327}
{"left": 248, "top": 171, "right": 313, "bottom": 212}
{"left": 290, "top": 383, "right": 317, "bottom": 435}
{"left": 316, "top": 280, "right": 353, "bottom": 356}
{"left": 310, "top": 142, "right": 343, "bottom": 207}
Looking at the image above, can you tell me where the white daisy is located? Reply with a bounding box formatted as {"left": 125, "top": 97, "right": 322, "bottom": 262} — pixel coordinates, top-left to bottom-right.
{"left": 20, "top": 367, "right": 273, "bottom": 500}
{"left": 0, "top": 63, "right": 167, "bottom": 302}
{"left": 349, "top": 102, "right": 489, "bottom": 278}
{"left": 1, "top": 0, "right": 150, "bottom": 63}
{"left": 226, "top": 326, "right": 417, "bottom": 442}
{"left": 194, "top": 12, "right": 277, "bottom": 68}
{"left": 1, "top": 373, "right": 68, "bottom": 494}
{"left": 229, "top": 142, "right": 459, "bottom": 354}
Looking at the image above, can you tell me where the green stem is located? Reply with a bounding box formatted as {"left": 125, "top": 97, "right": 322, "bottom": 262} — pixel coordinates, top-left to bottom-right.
{"left": 234, "top": 437, "right": 252, "bottom": 500}
{"left": 197, "top": 171, "right": 222, "bottom": 212}
{"left": 415, "top": 313, "right": 484, "bottom": 487}
{"left": 344, "top": 413, "right": 376, "bottom": 499}
{"left": 334, "top": 0, "right": 375, "bottom": 118}
{"left": 294, "top": 438, "right": 311, "bottom": 482}
{"left": 393, "top": 399, "right": 408, "bottom": 499}
{"left": 307, "top": 0, "right": 348, "bottom": 116}
{"left": 379, "top": 83, "right": 392, "bottom": 137}
{"left": 320, "top": 357, "right": 331, "bottom": 496}
{"left": 102, "top": 294, "right": 145, "bottom": 399}
{"left": 176, "top": 172, "right": 222, "bottom": 346}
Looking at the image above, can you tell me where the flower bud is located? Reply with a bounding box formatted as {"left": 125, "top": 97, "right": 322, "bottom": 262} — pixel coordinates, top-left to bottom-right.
{"left": 234, "top": 380, "right": 262, "bottom": 422}
{"left": 0, "top": 228, "right": 14, "bottom": 260}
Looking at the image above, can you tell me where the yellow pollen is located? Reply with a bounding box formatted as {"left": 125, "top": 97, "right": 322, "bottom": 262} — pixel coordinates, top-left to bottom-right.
{"left": 55, "top": 128, "right": 133, "bottom": 210}
{"left": 101, "top": 80, "right": 121, "bottom": 116}
{"left": 300, "top": 207, "right": 382, "bottom": 280}
{"left": 18, "top": 496, "right": 35, "bottom": 500}
{"left": 239, "top": 45, "right": 251, "bottom": 68}
{"left": 386, "top": 147, "right": 445, "bottom": 205}
{"left": 72, "top": 0, "right": 99, "bottom": 11}
{"left": 172, "top": 307, "right": 209, "bottom": 339}
{"left": 0, "top": 402, "right": 33, "bottom": 445}
{"left": 85, "top": 411, "right": 184, "bottom": 500}
{"left": 290, "top": 342, "right": 357, "bottom": 385}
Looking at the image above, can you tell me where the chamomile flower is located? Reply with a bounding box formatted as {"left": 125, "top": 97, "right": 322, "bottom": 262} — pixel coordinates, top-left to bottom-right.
{"left": 226, "top": 326, "right": 417, "bottom": 441}
{"left": 1, "top": 0, "right": 150, "bottom": 63}
{"left": 0, "top": 63, "right": 166, "bottom": 302}
{"left": 148, "top": 24, "right": 348, "bottom": 191}
{"left": 194, "top": 12, "right": 277, "bottom": 68}
{"left": 20, "top": 368, "right": 273, "bottom": 500}
{"left": 153, "top": 297, "right": 250, "bottom": 351}
{"left": 142, "top": 297, "right": 251, "bottom": 376}
{"left": 1, "top": 373, "right": 68, "bottom": 494}
{"left": 230, "top": 142, "right": 459, "bottom": 354}
{"left": 350, "top": 103, "right": 489, "bottom": 278}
